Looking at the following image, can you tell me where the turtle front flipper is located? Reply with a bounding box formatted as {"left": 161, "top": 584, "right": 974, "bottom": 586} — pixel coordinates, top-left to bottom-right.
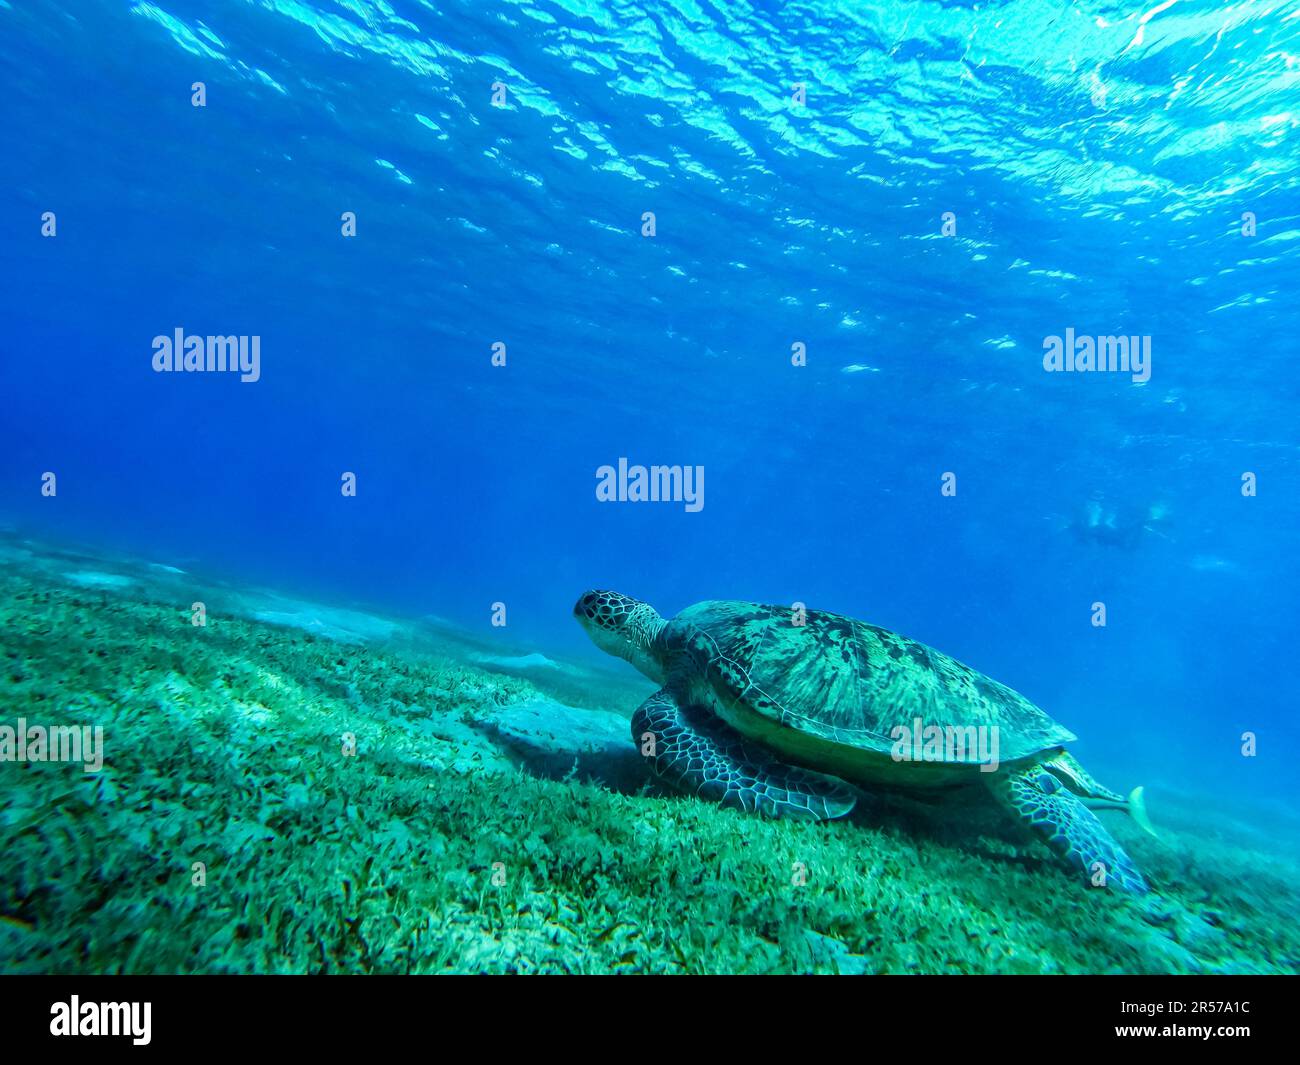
{"left": 632, "top": 689, "right": 856, "bottom": 821}
{"left": 987, "top": 765, "right": 1149, "bottom": 894}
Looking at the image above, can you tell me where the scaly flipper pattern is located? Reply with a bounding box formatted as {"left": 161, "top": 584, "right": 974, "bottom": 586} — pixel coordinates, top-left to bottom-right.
{"left": 987, "top": 765, "right": 1149, "bottom": 893}
{"left": 632, "top": 689, "right": 856, "bottom": 821}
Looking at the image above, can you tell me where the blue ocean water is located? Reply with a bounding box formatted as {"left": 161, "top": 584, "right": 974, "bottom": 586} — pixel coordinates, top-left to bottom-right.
{"left": 2, "top": 0, "right": 1297, "bottom": 822}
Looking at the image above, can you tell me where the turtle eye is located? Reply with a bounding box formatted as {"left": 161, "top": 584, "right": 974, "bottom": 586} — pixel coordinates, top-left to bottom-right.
{"left": 574, "top": 591, "right": 615, "bottom": 624}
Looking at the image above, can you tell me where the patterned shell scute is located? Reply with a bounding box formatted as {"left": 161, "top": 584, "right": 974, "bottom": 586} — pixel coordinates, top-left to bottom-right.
{"left": 671, "top": 601, "right": 1076, "bottom": 764}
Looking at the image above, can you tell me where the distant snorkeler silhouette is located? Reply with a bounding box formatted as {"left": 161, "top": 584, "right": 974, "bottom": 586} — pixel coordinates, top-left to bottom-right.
{"left": 1069, "top": 498, "right": 1173, "bottom": 549}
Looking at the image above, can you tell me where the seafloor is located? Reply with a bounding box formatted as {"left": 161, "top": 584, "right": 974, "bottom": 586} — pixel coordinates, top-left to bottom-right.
{"left": 1, "top": 531, "right": 1296, "bottom": 975}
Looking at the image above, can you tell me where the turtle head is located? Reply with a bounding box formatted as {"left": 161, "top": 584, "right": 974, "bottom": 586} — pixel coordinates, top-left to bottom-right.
{"left": 573, "top": 590, "right": 666, "bottom": 683}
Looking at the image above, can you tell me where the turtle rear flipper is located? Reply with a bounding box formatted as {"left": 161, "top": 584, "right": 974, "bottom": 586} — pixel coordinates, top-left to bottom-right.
{"left": 988, "top": 765, "right": 1149, "bottom": 893}
{"left": 1042, "top": 752, "right": 1159, "bottom": 838}
{"left": 632, "top": 689, "right": 856, "bottom": 821}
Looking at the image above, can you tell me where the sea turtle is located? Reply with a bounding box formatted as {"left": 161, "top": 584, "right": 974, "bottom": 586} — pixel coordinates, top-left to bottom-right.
{"left": 574, "top": 591, "right": 1156, "bottom": 893}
